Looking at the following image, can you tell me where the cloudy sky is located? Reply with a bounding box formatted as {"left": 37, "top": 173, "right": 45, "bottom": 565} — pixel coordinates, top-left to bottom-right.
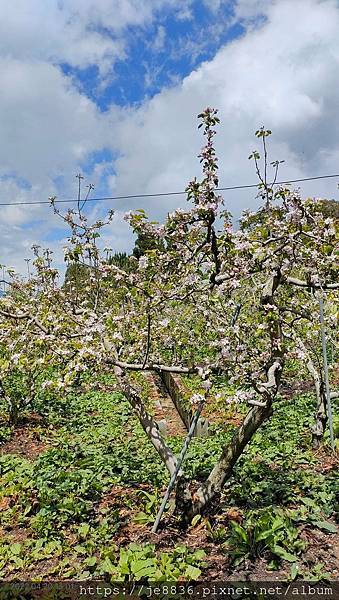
{"left": 1, "top": 0, "right": 338, "bottom": 275}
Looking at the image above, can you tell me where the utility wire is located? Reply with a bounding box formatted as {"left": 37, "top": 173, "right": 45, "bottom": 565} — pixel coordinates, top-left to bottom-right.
{"left": 0, "top": 173, "right": 338, "bottom": 207}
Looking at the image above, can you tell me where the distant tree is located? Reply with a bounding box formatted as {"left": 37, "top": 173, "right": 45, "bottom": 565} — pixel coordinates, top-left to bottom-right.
{"left": 317, "top": 199, "right": 339, "bottom": 221}
{"left": 108, "top": 252, "right": 135, "bottom": 272}
{"left": 132, "top": 228, "right": 165, "bottom": 259}
{"left": 64, "top": 262, "right": 90, "bottom": 291}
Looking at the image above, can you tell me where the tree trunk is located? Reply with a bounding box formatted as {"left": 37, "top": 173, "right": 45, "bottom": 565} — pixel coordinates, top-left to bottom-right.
{"left": 296, "top": 338, "right": 327, "bottom": 448}
{"left": 177, "top": 271, "right": 284, "bottom": 521}
{"left": 115, "top": 371, "right": 178, "bottom": 477}
{"left": 311, "top": 379, "right": 327, "bottom": 449}
{"left": 180, "top": 402, "right": 273, "bottom": 519}
{"left": 8, "top": 399, "right": 19, "bottom": 426}
{"left": 0, "top": 381, "right": 18, "bottom": 426}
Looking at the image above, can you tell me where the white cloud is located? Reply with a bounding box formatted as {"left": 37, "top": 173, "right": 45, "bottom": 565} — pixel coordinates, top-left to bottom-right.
{"left": 0, "top": 0, "right": 339, "bottom": 276}
{"left": 0, "top": 172, "right": 73, "bottom": 272}
{"left": 0, "top": 55, "right": 118, "bottom": 273}
{"left": 0, "top": 0, "right": 191, "bottom": 274}
{"left": 107, "top": 0, "right": 339, "bottom": 220}
{"left": 176, "top": 6, "right": 194, "bottom": 20}
{"left": 203, "top": 0, "right": 223, "bottom": 13}
{"left": 0, "top": 58, "right": 110, "bottom": 183}
{"left": 234, "top": 0, "right": 274, "bottom": 20}
{"left": 152, "top": 25, "right": 166, "bottom": 51}
{"left": 0, "top": 0, "right": 187, "bottom": 74}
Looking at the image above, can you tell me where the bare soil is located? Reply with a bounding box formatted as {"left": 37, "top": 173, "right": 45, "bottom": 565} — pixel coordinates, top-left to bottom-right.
{"left": 0, "top": 422, "right": 47, "bottom": 460}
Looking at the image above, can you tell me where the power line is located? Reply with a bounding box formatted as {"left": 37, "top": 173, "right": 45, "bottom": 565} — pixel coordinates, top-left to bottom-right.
{"left": 0, "top": 173, "right": 338, "bottom": 207}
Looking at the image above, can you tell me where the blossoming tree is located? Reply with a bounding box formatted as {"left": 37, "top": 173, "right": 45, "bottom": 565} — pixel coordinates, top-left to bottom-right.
{"left": 0, "top": 109, "right": 337, "bottom": 520}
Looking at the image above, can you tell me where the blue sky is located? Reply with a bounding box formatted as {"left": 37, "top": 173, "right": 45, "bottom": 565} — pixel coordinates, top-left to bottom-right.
{"left": 61, "top": 2, "right": 244, "bottom": 110}
{"left": 0, "top": 0, "right": 338, "bottom": 274}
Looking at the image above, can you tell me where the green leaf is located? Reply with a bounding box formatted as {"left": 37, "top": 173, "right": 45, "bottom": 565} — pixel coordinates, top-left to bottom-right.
{"left": 74, "top": 545, "right": 87, "bottom": 555}
{"left": 256, "top": 528, "right": 273, "bottom": 542}
{"left": 271, "top": 545, "right": 297, "bottom": 563}
{"left": 185, "top": 565, "right": 202, "bottom": 580}
{"left": 311, "top": 520, "right": 337, "bottom": 533}
{"left": 133, "top": 511, "right": 151, "bottom": 524}
{"left": 271, "top": 516, "right": 284, "bottom": 531}
{"left": 230, "top": 521, "right": 248, "bottom": 543}
{"left": 192, "top": 549, "right": 206, "bottom": 560}
{"left": 78, "top": 523, "right": 90, "bottom": 538}
{"left": 100, "top": 556, "right": 116, "bottom": 575}
{"left": 13, "top": 557, "right": 24, "bottom": 568}
{"left": 131, "top": 558, "right": 157, "bottom": 575}
{"left": 173, "top": 545, "right": 187, "bottom": 555}
{"left": 301, "top": 497, "right": 317, "bottom": 507}
{"left": 80, "top": 570, "right": 91, "bottom": 579}
{"left": 191, "top": 514, "right": 201, "bottom": 527}
{"left": 233, "top": 555, "right": 246, "bottom": 567}
{"left": 10, "top": 543, "right": 22, "bottom": 556}
{"left": 290, "top": 563, "right": 298, "bottom": 581}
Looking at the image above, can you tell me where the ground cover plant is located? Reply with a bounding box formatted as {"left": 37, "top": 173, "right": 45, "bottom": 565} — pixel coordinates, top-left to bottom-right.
{"left": 0, "top": 108, "right": 338, "bottom": 582}
{"left": 0, "top": 378, "right": 337, "bottom": 580}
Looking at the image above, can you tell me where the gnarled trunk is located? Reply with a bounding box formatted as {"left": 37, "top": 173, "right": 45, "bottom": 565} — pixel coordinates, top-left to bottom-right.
{"left": 176, "top": 402, "right": 273, "bottom": 520}
{"left": 177, "top": 270, "right": 284, "bottom": 521}
{"left": 115, "top": 370, "right": 178, "bottom": 477}
{"left": 311, "top": 379, "right": 327, "bottom": 449}
{"left": 8, "top": 399, "right": 19, "bottom": 426}
{"left": 296, "top": 337, "right": 327, "bottom": 448}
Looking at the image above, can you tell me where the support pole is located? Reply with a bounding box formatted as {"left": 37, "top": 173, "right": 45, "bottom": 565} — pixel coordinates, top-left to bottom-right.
{"left": 231, "top": 303, "right": 242, "bottom": 326}
{"left": 151, "top": 399, "right": 205, "bottom": 533}
{"left": 318, "top": 294, "right": 335, "bottom": 450}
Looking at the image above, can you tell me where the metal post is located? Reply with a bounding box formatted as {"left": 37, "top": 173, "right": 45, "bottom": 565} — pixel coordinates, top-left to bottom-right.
{"left": 318, "top": 294, "right": 335, "bottom": 450}
{"left": 231, "top": 303, "right": 242, "bottom": 326}
{"left": 151, "top": 399, "right": 205, "bottom": 533}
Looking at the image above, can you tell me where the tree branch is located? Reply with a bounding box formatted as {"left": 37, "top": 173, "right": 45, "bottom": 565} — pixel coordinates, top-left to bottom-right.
{"left": 114, "top": 371, "right": 178, "bottom": 477}
{"left": 107, "top": 358, "right": 198, "bottom": 374}
{"left": 0, "top": 309, "right": 49, "bottom": 334}
{"left": 286, "top": 277, "right": 339, "bottom": 290}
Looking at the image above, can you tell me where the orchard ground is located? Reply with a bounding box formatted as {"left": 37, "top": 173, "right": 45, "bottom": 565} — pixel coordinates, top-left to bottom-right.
{"left": 0, "top": 367, "right": 338, "bottom": 582}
